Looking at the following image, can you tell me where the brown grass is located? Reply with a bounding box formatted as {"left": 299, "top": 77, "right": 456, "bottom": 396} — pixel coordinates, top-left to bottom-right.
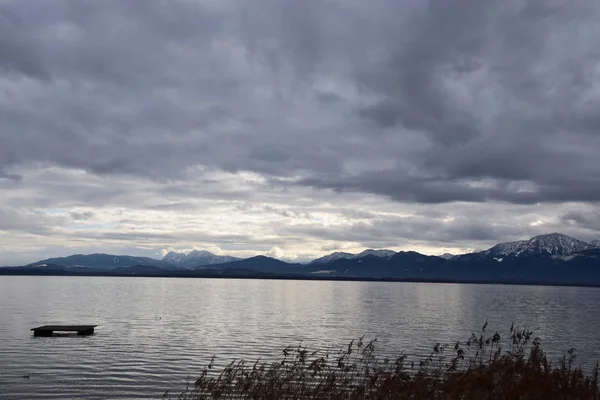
{"left": 171, "top": 323, "right": 600, "bottom": 399}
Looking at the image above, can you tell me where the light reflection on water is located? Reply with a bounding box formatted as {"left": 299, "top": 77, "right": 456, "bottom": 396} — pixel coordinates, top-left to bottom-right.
{"left": 1, "top": 276, "right": 599, "bottom": 399}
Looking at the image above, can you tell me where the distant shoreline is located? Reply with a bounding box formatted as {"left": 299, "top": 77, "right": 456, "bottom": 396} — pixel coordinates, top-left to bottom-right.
{"left": 2, "top": 268, "right": 600, "bottom": 289}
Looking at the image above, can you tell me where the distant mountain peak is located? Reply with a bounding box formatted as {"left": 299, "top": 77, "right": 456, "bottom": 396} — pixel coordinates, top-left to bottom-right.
{"left": 355, "top": 249, "right": 396, "bottom": 258}
{"left": 310, "top": 249, "right": 396, "bottom": 265}
{"left": 186, "top": 249, "right": 216, "bottom": 258}
{"left": 439, "top": 253, "right": 456, "bottom": 260}
{"left": 162, "top": 251, "right": 187, "bottom": 264}
{"left": 485, "top": 233, "right": 591, "bottom": 257}
{"left": 309, "top": 252, "right": 353, "bottom": 265}
{"left": 531, "top": 232, "right": 571, "bottom": 241}
{"left": 158, "top": 249, "right": 242, "bottom": 268}
{"left": 159, "top": 249, "right": 241, "bottom": 268}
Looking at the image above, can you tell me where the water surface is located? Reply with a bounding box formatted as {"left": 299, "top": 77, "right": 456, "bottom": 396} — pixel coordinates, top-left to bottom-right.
{"left": 1, "top": 276, "right": 599, "bottom": 399}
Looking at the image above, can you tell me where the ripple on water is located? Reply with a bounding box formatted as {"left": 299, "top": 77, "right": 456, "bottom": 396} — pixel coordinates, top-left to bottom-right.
{"left": 2, "top": 276, "right": 600, "bottom": 399}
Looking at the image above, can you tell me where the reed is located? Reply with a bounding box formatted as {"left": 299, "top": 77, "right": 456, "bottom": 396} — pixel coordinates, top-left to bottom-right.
{"left": 171, "top": 323, "right": 600, "bottom": 399}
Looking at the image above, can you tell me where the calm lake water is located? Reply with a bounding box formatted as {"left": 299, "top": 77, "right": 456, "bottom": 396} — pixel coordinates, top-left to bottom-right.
{"left": 1, "top": 276, "right": 599, "bottom": 399}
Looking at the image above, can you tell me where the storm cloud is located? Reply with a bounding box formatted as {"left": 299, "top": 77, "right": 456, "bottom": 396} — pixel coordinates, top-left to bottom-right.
{"left": 1, "top": 0, "right": 600, "bottom": 264}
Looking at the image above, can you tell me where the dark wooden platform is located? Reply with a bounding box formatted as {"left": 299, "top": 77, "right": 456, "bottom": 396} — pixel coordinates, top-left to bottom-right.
{"left": 31, "top": 325, "right": 97, "bottom": 336}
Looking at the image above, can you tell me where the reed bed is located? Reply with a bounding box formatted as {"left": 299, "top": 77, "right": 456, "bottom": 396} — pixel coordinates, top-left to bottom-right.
{"left": 171, "top": 323, "right": 600, "bottom": 399}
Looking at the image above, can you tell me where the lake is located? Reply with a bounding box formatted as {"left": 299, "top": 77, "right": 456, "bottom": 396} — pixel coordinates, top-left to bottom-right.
{"left": 1, "top": 276, "right": 599, "bottom": 399}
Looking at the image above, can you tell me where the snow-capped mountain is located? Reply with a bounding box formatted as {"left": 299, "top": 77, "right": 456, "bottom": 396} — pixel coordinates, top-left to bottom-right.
{"left": 309, "top": 252, "right": 354, "bottom": 265}
{"left": 163, "top": 251, "right": 187, "bottom": 265}
{"left": 484, "top": 240, "right": 528, "bottom": 257}
{"left": 353, "top": 249, "right": 396, "bottom": 259}
{"left": 438, "top": 253, "right": 457, "bottom": 260}
{"left": 163, "top": 250, "right": 241, "bottom": 268}
{"left": 483, "top": 233, "right": 592, "bottom": 258}
{"left": 310, "top": 249, "right": 396, "bottom": 265}
{"left": 590, "top": 240, "right": 600, "bottom": 248}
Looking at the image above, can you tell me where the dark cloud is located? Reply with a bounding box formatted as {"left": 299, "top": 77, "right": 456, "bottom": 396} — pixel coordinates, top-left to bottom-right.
{"left": 315, "top": 92, "right": 346, "bottom": 104}
{"left": 249, "top": 147, "right": 291, "bottom": 163}
{"left": 0, "top": 170, "right": 21, "bottom": 181}
{"left": 0, "top": 207, "right": 64, "bottom": 232}
{"left": 561, "top": 211, "right": 587, "bottom": 224}
{"left": 0, "top": 8, "right": 50, "bottom": 79}
{"left": 559, "top": 208, "right": 600, "bottom": 232}
{"left": 69, "top": 211, "right": 94, "bottom": 220}
{"left": 1, "top": 0, "right": 598, "bottom": 206}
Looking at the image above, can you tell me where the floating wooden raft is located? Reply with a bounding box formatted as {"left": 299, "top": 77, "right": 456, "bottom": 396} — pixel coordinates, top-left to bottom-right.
{"left": 31, "top": 325, "right": 97, "bottom": 336}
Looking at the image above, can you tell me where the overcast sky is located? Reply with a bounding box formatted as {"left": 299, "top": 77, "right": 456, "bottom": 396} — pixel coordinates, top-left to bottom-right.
{"left": 2, "top": 0, "right": 600, "bottom": 265}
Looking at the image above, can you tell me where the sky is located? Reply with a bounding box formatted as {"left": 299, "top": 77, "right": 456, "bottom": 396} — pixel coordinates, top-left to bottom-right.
{"left": 2, "top": 0, "right": 600, "bottom": 265}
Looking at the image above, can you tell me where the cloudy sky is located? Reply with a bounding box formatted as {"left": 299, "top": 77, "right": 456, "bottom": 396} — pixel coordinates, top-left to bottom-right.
{"left": 2, "top": 0, "right": 600, "bottom": 265}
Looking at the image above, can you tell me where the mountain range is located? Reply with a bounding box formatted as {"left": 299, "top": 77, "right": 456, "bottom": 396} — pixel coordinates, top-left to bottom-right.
{"left": 3, "top": 233, "right": 600, "bottom": 286}
{"left": 162, "top": 250, "right": 241, "bottom": 268}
